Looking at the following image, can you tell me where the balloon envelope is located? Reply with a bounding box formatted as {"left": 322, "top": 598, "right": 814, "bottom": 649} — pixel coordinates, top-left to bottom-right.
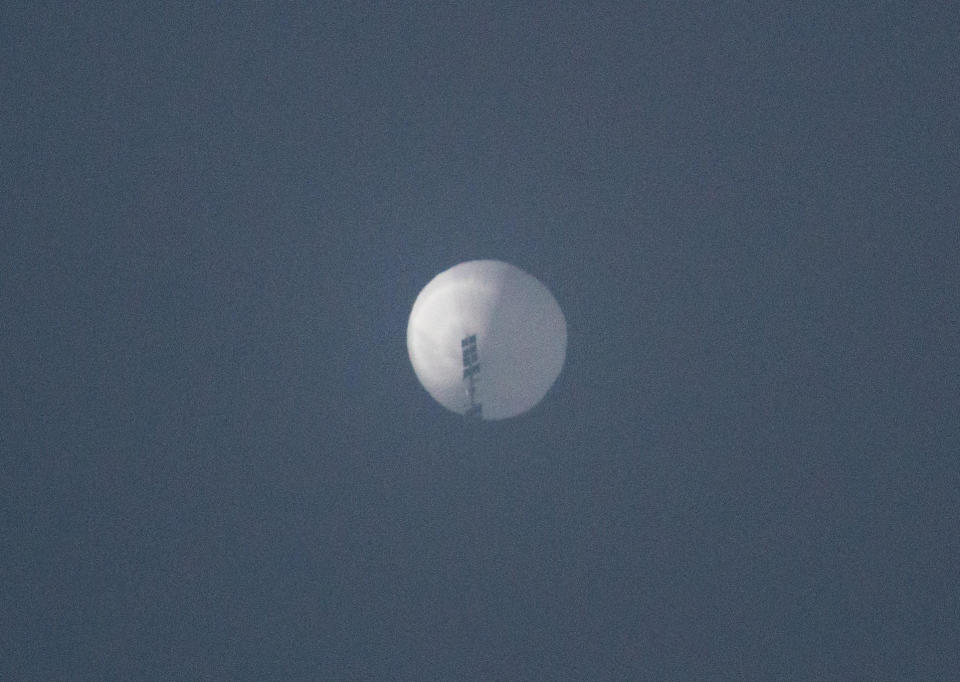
{"left": 407, "top": 260, "right": 566, "bottom": 420}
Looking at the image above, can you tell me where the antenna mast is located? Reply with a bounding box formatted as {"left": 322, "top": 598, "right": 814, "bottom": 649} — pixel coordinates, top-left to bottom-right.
{"left": 461, "top": 334, "right": 482, "bottom": 419}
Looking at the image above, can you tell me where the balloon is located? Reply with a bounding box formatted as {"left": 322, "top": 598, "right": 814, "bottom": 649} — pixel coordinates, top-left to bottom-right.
{"left": 407, "top": 260, "right": 566, "bottom": 420}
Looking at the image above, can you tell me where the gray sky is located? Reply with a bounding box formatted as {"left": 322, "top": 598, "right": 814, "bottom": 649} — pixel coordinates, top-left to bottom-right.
{"left": 2, "top": 2, "right": 958, "bottom": 678}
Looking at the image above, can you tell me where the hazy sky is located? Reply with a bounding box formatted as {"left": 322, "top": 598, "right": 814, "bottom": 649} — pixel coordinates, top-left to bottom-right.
{"left": 3, "top": 3, "right": 958, "bottom": 678}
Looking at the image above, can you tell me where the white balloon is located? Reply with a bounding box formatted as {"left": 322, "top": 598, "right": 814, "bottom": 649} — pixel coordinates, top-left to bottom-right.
{"left": 407, "top": 260, "right": 566, "bottom": 420}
